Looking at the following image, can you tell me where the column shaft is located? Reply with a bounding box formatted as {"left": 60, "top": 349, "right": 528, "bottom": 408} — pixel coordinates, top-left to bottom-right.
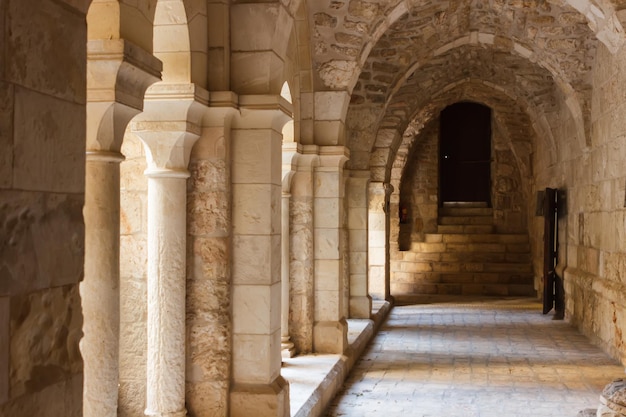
{"left": 281, "top": 192, "right": 295, "bottom": 358}
{"left": 368, "top": 182, "right": 392, "bottom": 301}
{"left": 145, "top": 174, "right": 188, "bottom": 417}
{"left": 81, "top": 152, "right": 123, "bottom": 417}
{"left": 347, "top": 173, "right": 372, "bottom": 318}
{"left": 313, "top": 148, "right": 349, "bottom": 354}
{"left": 230, "top": 123, "right": 289, "bottom": 417}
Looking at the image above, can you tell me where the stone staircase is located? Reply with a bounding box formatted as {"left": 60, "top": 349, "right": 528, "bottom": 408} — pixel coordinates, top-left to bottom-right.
{"left": 391, "top": 203, "right": 536, "bottom": 297}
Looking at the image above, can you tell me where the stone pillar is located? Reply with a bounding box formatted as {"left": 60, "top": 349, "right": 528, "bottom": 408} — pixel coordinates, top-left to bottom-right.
{"left": 347, "top": 171, "right": 372, "bottom": 318}
{"left": 368, "top": 181, "right": 393, "bottom": 301}
{"left": 83, "top": 151, "right": 123, "bottom": 417}
{"left": 281, "top": 191, "right": 296, "bottom": 358}
{"left": 313, "top": 146, "right": 349, "bottom": 354}
{"left": 288, "top": 146, "right": 319, "bottom": 353}
{"left": 82, "top": 39, "right": 161, "bottom": 417}
{"left": 281, "top": 143, "right": 297, "bottom": 358}
{"left": 230, "top": 95, "right": 291, "bottom": 417}
{"left": 132, "top": 83, "right": 206, "bottom": 417}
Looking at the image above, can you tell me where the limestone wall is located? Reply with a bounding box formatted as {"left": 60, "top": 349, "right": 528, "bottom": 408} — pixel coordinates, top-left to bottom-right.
{"left": 541, "top": 43, "right": 626, "bottom": 361}
{"left": 0, "top": 1, "right": 87, "bottom": 415}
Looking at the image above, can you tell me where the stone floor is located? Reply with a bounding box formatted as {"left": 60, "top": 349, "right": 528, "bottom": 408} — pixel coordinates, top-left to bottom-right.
{"left": 324, "top": 298, "right": 625, "bottom": 417}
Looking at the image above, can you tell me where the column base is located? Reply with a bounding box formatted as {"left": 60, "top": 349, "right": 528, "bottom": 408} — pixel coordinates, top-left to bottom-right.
{"left": 349, "top": 295, "right": 372, "bottom": 319}
{"left": 144, "top": 408, "right": 187, "bottom": 417}
{"left": 313, "top": 318, "right": 348, "bottom": 354}
{"left": 281, "top": 338, "right": 296, "bottom": 359}
{"left": 230, "top": 376, "right": 290, "bottom": 417}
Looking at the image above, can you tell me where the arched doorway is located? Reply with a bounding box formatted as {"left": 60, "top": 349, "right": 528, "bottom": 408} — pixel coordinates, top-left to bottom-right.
{"left": 440, "top": 102, "right": 492, "bottom": 205}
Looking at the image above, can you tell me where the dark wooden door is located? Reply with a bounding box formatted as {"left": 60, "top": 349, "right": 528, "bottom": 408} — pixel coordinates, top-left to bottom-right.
{"left": 543, "top": 188, "right": 558, "bottom": 314}
{"left": 440, "top": 102, "right": 492, "bottom": 204}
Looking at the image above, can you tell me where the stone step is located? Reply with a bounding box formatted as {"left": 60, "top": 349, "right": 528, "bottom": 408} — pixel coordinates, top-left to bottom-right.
{"left": 439, "top": 215, "right": 494, "bottom": 225}
{"left": 440, "top": 207, "right": 493, "bottom": 217}
{"left": 394, "top": 261, "right": 533, "bottom": 275}
{"left": 410, "top": 241, "right": 530, "bottom": 254}
{"left": 392, "top": 270, "right": 533, "bottom": 285}
{"left": 395, "top": 251, "right": 530, "bottom": 264}
{"left": 437, "top": 224, "right": 495, "bottom": 234}
{"left": 402, "top": 282, "right": 536, "bottom": 297}
{"left": 424, "top": 233, "right": 529, "bottom": 244}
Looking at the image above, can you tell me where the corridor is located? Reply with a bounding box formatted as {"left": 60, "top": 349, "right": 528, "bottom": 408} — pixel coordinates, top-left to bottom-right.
{"left": 325, "top": 298, "right": 625, "bottom": 417}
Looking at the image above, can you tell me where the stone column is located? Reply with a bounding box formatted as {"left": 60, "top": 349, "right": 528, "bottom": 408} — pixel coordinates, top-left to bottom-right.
{"left": 281, "top": 143, "right": 297, "bottom": 358}
{"left": 368, "top": 181, "right": 393, "bottom": 301}
{"left": 230, "top": 95, "right": 291, "bottom": 417}
{"left": 347, "top": 171, "right": 372, "bottom": 318}
{"left": 82, "top": 39, "right": 161, "bottom": 417}
{"left": 132, "top": 83, "right": 206, "bottom": 417}
{"left": 313, "top": 146, "right": 349, "bottom": 354}
{"left": 83, "top": 150, "right": 123, "bottom": 417}
{"left": 281, "top": 191, "right": 296, "bottom": 358}
{"left": 288, "top": 146, "right": 319, "bottom": 353}
{"left": 143, "top": 171, "right": 189, "bottom": 417}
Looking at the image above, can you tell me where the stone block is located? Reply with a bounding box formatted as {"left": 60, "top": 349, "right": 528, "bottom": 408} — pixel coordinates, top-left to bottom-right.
{"left": 186, "top": 380, "right": 228, "bottom": 417}
{"left": 13, "top": 87, "right": 85, "bottom": 193}
{"left": 187, "top": 319, "right": 230, "bottom": 381}
{"left": 230, "top": 376, "right": 289, "bottom": 417}
{"left": 0, "top": 191, "right": 84, "bottom": 296}
{"left": 349, "top": 229, "right": 367, "bottom": 252}
{"left": 313, "top": 319, "right": 348, "bottom": 354}
{"left": 349, "top": 295, "right": 372, "bottom": 319}
{"left": 233, "top": 183, "right": 281, "bottom": 235}
{"left": 187, "top": 190, "right": 230, "bottom": 236}
{"left": 315, "top": 260, "right": 343, "bottom": 292}
{"left": 313, "top": 198, "right": 339, "bottom": 228}
{"left": 232, "top": 282, "right": 281, "bottom": 335}
{"left": 314, "top": 228, "right": 342, "bottom": 259}
{"left": 9, "top": 285, "right": 82, "bottom": 400}
{"left": 232, "top": 234, "right": 280, "bottom": 285}
{"left": 232, "top": 129, "right": 281, "bottom": 185}
{"left": 6, "top": 0, "right": 86, "bottom": 103}
{"left": 232, "top": 331, "right": 281, "bottom": 384}
{"left": 314, "top": 91, "right": 350, "bottom": 121}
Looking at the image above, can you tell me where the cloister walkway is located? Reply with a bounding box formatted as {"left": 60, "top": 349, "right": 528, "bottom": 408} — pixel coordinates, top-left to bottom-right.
{"left": 324, "top": 298, "right": 625, "bottom": 417}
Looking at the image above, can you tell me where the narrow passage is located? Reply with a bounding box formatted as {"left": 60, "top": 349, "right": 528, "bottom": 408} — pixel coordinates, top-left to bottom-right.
{"left": 326, "top": 298, "right": 624, "bottom": 417}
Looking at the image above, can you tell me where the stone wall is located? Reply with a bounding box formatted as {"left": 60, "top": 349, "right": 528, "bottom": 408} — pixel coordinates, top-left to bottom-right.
{"left": 0, "top": 1, "right": 87, "bottom": 415}
{"left": 398, "top": 121, "right": 439, "bottom": 248}
{"left": 547, "top": 43, "right": 626, "bottom": 361}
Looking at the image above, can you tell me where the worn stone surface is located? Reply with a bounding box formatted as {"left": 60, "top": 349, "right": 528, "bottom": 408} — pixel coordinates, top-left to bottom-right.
{"left": 0, "top": 191, "right": 84, "bottom": 296}
{"left": 119, "top": 132, "right": 149, "bottom": 417}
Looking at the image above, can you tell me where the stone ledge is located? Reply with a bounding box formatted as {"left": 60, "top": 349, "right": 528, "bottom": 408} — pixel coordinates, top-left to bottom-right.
{"left": 282, "top": 300, "right": 392, "bottom": 417}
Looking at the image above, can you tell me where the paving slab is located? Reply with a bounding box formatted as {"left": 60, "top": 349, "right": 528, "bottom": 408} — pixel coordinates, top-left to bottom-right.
{"left": 325, "top": 297, "right": 625, "bottom": 417}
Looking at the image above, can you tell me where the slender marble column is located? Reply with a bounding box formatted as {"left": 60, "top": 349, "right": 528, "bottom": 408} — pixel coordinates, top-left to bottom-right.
{"left": 133, "top": 83, "right": 206, "bottom": 417}
{"left": 144, "top": 170, "right": 189, "bottom": 417}
{"left": 281, "top": 191, "right": 296, "bottom": 358}
{"left": 82, "top": 151, "right": 124, "bottom": 417}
